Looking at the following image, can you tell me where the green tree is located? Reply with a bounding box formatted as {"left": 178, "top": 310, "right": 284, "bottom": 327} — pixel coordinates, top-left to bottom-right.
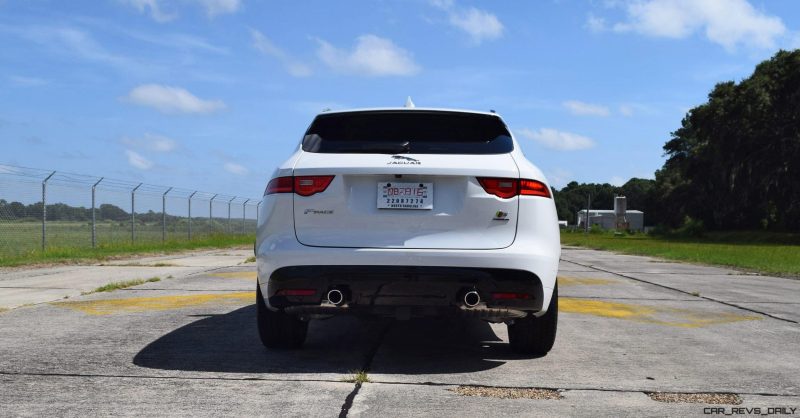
{"left": 658, "top": 49, "right": 800, "bottom": 230}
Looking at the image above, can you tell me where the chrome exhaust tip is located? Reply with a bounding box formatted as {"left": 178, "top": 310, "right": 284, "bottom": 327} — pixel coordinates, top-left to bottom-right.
{"left": 327, "top": 289, "right": 344, "bottom": 306}
{"left": 464, "top": 290, "right": 481, "bottom": 308}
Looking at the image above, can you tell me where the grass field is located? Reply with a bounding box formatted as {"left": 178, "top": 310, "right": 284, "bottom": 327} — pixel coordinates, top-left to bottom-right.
{"left": 561, "top": 230, "right": 800, "bottom": 276}
{"left": 0, "top": 220, "right": 255, "bottom": 267}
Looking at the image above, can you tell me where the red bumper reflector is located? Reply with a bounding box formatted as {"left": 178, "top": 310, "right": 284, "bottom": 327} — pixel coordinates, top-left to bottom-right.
{"left": 276, "top": 289, "right": 316, "bottom": 296}
{"left": 492, "top": 292, "right": 531, "bottom": 300}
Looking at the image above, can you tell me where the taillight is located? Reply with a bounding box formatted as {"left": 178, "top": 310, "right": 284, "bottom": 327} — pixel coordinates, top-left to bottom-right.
{"left": 265, "top": 177, "right": 293, "bottom": 195}
{"left": 294, "top": 175, "right": 334, "bottom": 197}
{"left": 265, "top": 175, "right": 334, "bottom": 196}
{"left": 519, "top": 179, "right": 551, "bottom": 198}
{"left": 477, "top": 177, "right": 550, "bottom": 199}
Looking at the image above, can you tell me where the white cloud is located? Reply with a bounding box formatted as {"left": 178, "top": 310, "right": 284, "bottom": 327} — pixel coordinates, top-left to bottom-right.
{"left": 121, "top": 30, "right": 228, "bottom": 54}
{"left": 122, "top": 133, "right": 178, "bottom": 152}
{"left": 197, "top": 0, "right": 241, "bottom": 17}
{"left": 586, "top": 14, "right": 607, "bottom": 32}
{"left": 430, "top": 1, "right": 504, "bottom": 44}
{"left": 224, "top": 162, "right": 247, "bottom": 175}
{"left": 791, "top": 32, "right": 800, "bottom": 49}
{"left": 148, "top": 134, "right": 176, "bottom": 152}
{"left": 122, "top": 0, "right": 239, "bottom": 22}
{"left": 563, "top": 100, "right": 611, "bottom": 117}
{"left": 429, "top": 0, "right": 454, "bottom": 9}
{"left": 609, "top": 0, "right": 786, "bottom": 51}
{"left": 517, "top": 128, "right": 595, "bottom": 151}
{"left": 125, "top": 150, "right": 153, "bottom": 170}
{"left": 9, "top": 75, "right": 48, "bottom": 87}
{"left": 619, "top": 104, "right": 634, "bottom": 117}
{"left": 316, "top": 35, "right": 420, "bottom": 77}
{"left": 0, "top": 25, "right": 144, "bottom": 72}
{"left": 448, "top": 7, "right": 504, "bottom": 44}
{"left": 251, "top": 29, "right": 312, "bottom": 77}
{"left": 123, "top": 0, "right": 177, "bottom": 23}
{"left": 124, "top": 84, "right": 225, "bottom": 114}
{"left": 546, "top": 168, "right": 573, "bottom": 189}
{"left": 610, "top": 176, "right": 626, "bottom": 186}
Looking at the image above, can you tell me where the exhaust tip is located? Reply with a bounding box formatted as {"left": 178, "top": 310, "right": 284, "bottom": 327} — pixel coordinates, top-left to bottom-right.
{"left": 464, "top": 290, "right": 481, "bottom": 308}
{"left": 327, "top": 289, "right": 344, "bottom": 306}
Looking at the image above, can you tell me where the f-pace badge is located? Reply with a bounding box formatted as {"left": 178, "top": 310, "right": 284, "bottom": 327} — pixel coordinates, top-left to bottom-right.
{"left": 304, "top": 209, "right": 334, "bottom": 215}
{"left": 387, "top": 155, "right": 421, "bottom": 165}
{"left": 493, "top": 210, "right": 509, "bottom": 220}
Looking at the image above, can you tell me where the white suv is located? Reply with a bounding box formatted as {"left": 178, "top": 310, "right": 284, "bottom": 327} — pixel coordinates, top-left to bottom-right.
{"left": 255, "top": 108, "right": 560, "bottom": 355}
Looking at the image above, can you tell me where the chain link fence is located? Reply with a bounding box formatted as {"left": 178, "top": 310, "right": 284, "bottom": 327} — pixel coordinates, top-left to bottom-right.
{"left": 0, "top": 164, "right": 261, "bottom": 258}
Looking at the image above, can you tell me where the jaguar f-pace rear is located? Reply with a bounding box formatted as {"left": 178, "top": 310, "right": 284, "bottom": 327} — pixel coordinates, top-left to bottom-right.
{"left": 255, "top": 108, "right": 560, "bottom": 355}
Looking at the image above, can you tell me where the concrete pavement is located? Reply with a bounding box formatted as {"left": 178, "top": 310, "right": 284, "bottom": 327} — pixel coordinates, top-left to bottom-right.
{"left": 0, "top": 247, "right": 798, "bottom": 416}
{"left": 0, "top": 248, "right": 255, "bottom": 309}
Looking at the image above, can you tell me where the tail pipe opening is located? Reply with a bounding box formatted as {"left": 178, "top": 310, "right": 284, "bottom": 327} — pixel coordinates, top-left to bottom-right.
{"left": 327, "top": 289, "right": 345, "bottom": 306}
{"left": 463, "top": 290, "right": 481, "bottom": 308}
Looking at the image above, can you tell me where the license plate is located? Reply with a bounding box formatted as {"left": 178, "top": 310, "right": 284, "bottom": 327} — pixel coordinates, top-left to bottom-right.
{"left": 377, "top": 182, "right": 433, "bottom": 210}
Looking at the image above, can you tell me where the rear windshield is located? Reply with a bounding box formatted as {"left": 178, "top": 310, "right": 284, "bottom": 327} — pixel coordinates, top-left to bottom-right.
{"left": 302, "top": 111, "right": 514, "bottom": 154}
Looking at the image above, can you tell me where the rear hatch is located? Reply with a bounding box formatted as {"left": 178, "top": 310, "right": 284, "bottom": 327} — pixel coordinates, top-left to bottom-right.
{"left": 292, "top": 110, "right": 520, "bottom": 250}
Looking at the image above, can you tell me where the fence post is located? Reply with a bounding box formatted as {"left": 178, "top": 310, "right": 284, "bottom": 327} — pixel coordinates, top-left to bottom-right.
{"left": 41, "top": 171, "right": 56, "bottom": 251}
{"left": 256, "top": 200, "right": 261, "bottom": 229}
{"left": 228, "top": 196, "right": 235, "bottom": 233}
{"left": 209, "top": 194, "right": 217, "bottom": 235}
{"left": 188, "top": 191, "right": 197, "bottom": 240}
{"left": 131, "top": 183, "right": 142, "bottom": 243}
{"left": 91, "top": 177, "right": 103, "bottom": 248}
{"left": 242, "top": 199, "right": 250, "bottom": 234}
{"left": 585, "top": 194, "right": 591, "bottom": 234}
{"left": 162, "top": 187, "right": 172, "bottom": 243}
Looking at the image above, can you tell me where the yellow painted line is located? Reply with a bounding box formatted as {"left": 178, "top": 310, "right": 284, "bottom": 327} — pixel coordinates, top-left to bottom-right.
{"left": 209, "top": 271, "right": 257, "bottom": 280}
{"left": 52, "top": 292, "right": 254, "bottom": 316}
{"left": 558, "top": 276, "right": 618, "bottom": 286}
{"left": 560, "top": 297, "right": 761, "bottom": 328}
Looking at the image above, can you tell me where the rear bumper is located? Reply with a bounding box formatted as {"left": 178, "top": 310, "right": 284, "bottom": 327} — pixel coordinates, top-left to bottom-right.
{"left": 257, "top": 242, "right": 559, "bottom": 315}
{"left": 263, "top": 265, "right": 547, "bottom": 321}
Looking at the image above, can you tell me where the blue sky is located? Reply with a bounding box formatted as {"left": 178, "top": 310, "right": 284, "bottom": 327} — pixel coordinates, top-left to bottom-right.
{"left": 1, "top": 0, "right": 799, "bottom": 198}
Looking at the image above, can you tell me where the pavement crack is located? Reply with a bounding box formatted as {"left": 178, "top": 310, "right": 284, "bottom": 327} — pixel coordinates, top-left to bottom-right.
{"left": 0, "top": 370, "right": 343, "bottom": 385}
{"left": 338, "top": 320, "right": 393, "bottom": 418}
{"left": 0, "top": 286, "right": 76, "bottom": 290}
{"left": 361, "top": 380, "right": 799, "bottom": 397}
{"left": 562, "top": 259, "right": 799, "bottom": 325}
{"left": 565, "top": 296, "right": 701, "bottom": 302}
{"left": 338, "top": 382, "right": 362, "bottom": 418}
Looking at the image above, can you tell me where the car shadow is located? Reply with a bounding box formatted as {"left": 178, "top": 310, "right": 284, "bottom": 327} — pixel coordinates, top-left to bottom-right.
{"left": 133, "top": 305, "right": 535, "bottom": 375}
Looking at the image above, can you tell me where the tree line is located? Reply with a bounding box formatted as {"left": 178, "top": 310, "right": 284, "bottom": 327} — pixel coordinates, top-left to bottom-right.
{"left": 553, "top": 49, "right": 800, "bottom": 232}
{"left": 0, "top": 200, "right": 177, "bottom": 223}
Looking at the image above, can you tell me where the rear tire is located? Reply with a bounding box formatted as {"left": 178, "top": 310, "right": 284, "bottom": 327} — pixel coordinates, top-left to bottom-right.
{"left": 507, "top": 284, "right": 558, "bottom": 356}
{"left": 257, "top": 282, "right": 308, "bottom": 349}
